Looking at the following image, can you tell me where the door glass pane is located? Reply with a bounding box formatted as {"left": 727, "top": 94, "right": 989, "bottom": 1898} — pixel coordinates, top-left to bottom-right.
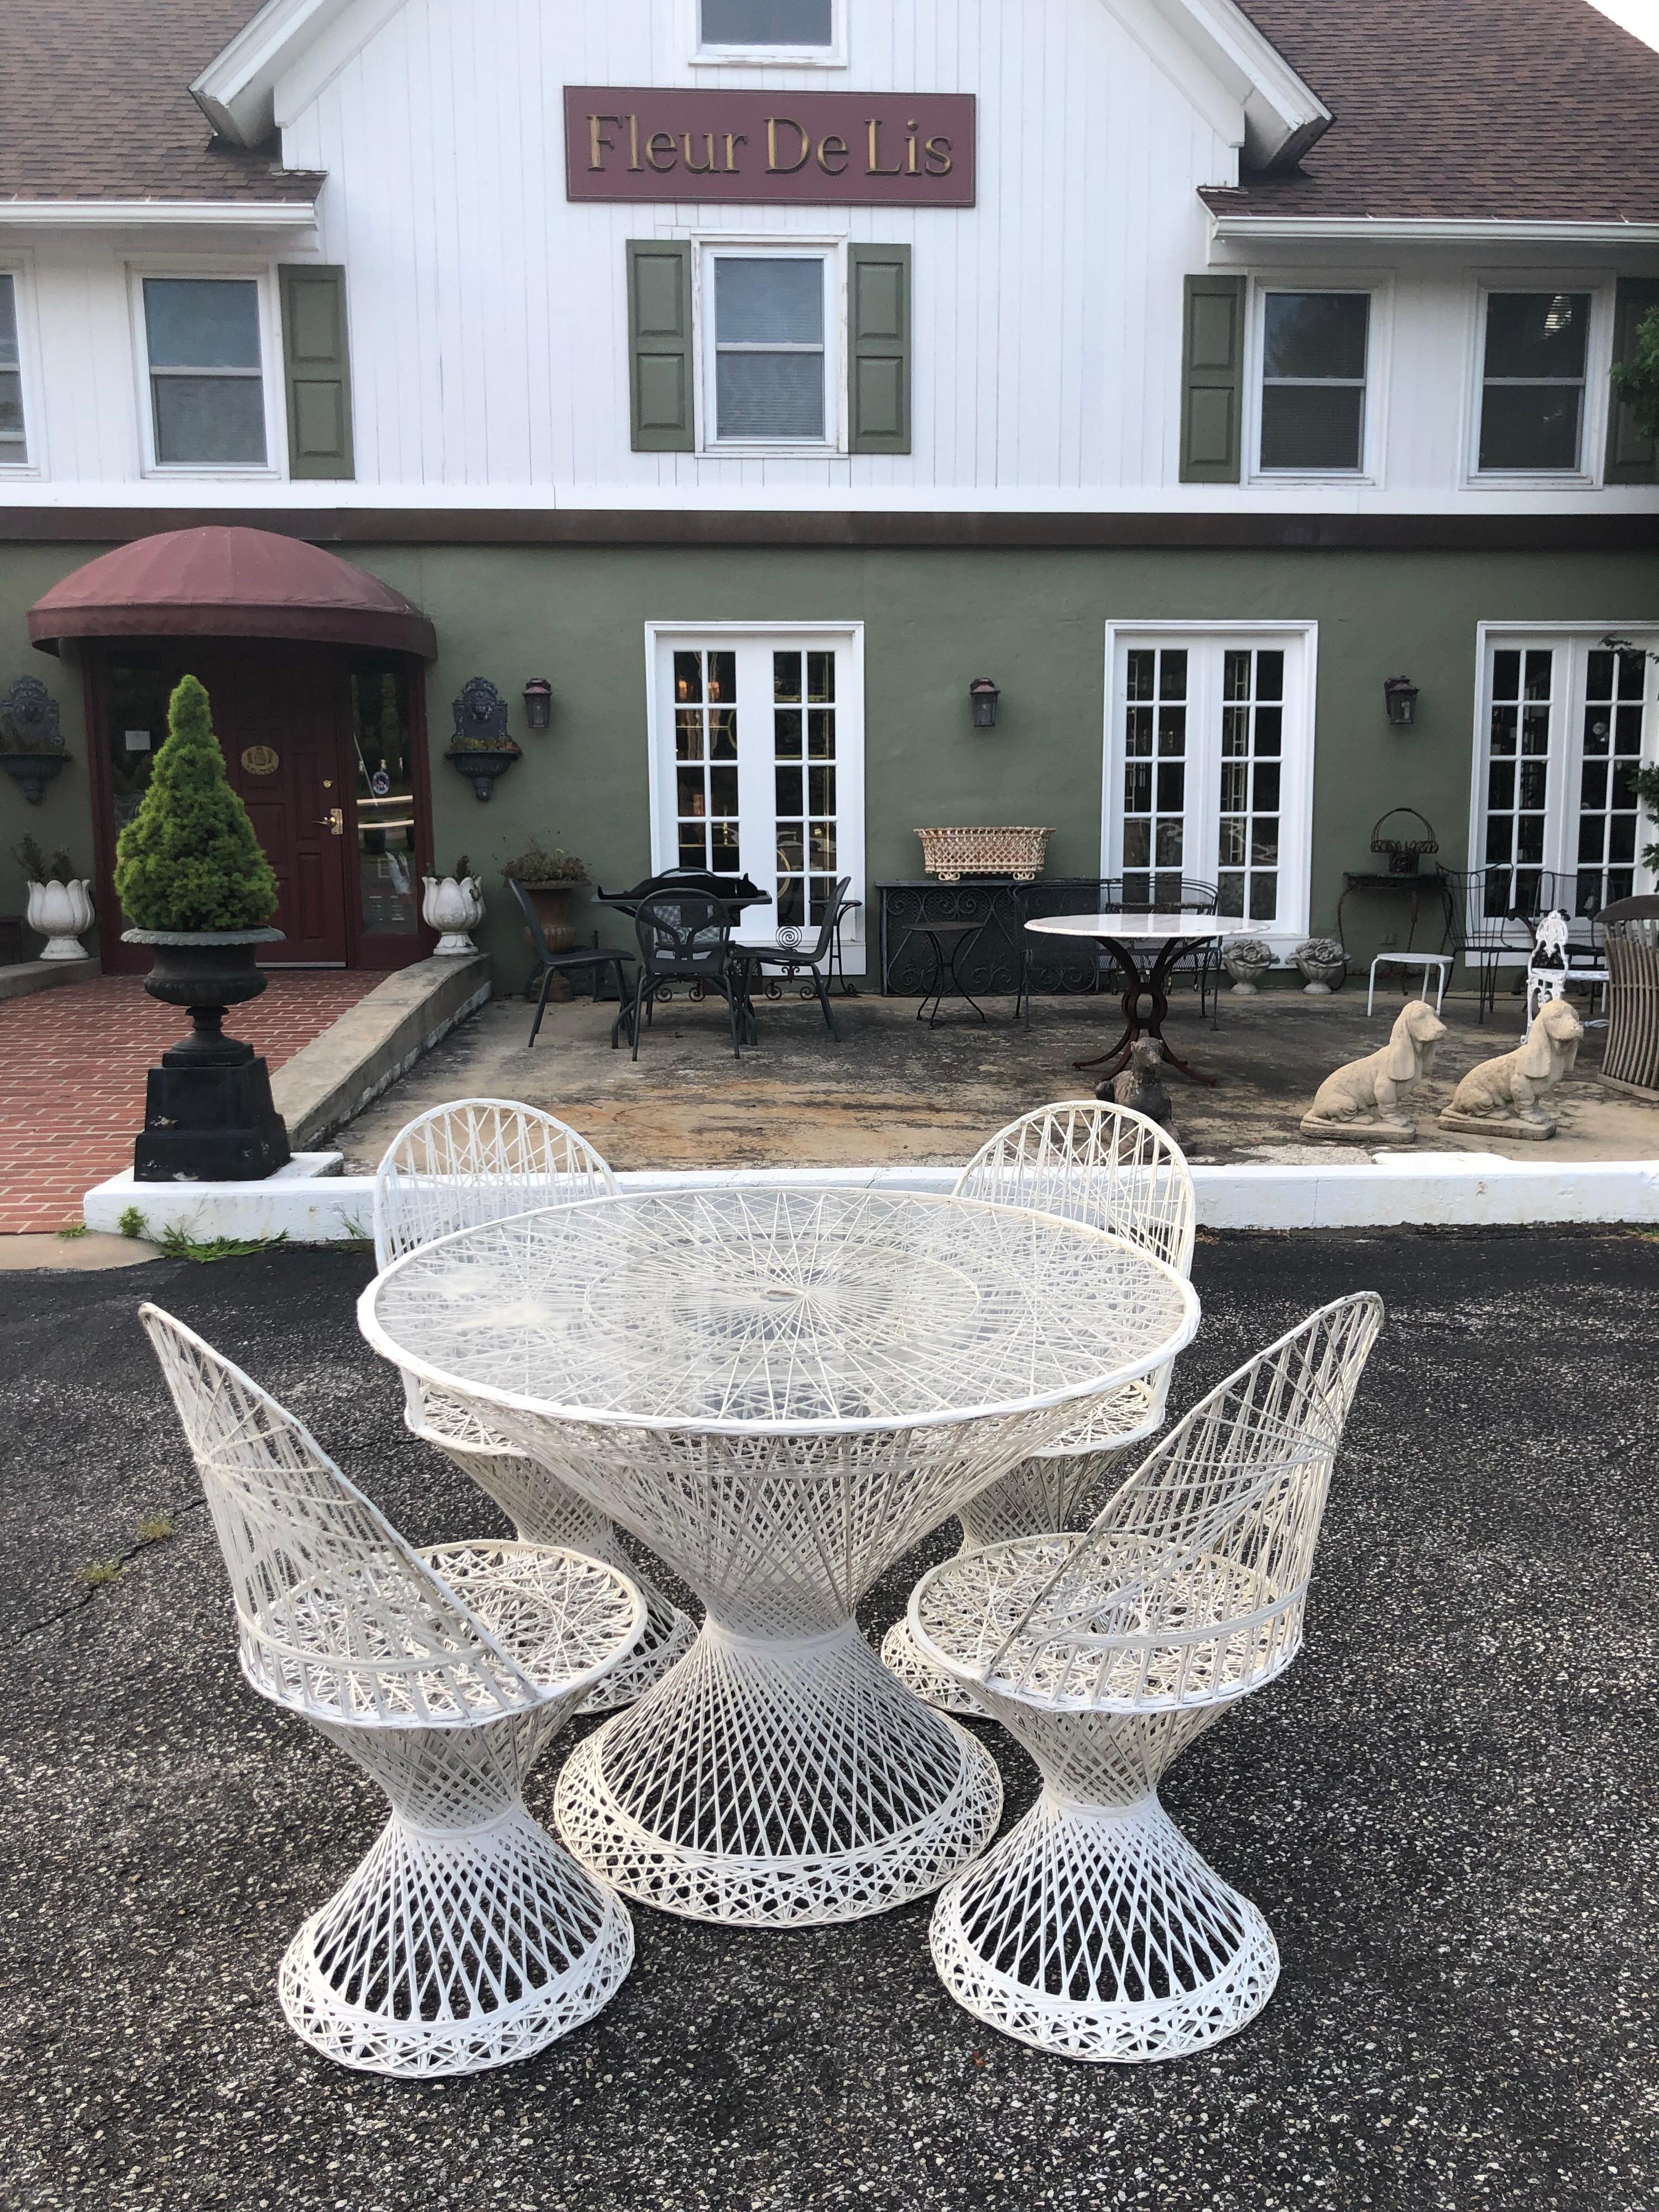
{"left": 1214, "top": 649, "right": 1280, "bottom": 924}
{"left": 1121, "top": 649, "right": 1186, "bottom": 908}
{"left": 350, "top": 658, "right": 418, "bottom": 938}
{"left": 1483, "top": 648, "right": 1552, "bottom": 910}
{"left": 102, "top": 658, "right": 176, "bottom": 835}
{"left": 674, "top": 650, "right": 743, "bottom": 872}
{"left": 1577, "top": 646, "right": 1647, "bottom": 912}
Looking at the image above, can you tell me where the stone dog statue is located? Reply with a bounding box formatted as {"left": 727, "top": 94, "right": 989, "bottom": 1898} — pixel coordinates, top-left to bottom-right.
{"left": 1301, "top": 1000, "right": 1448, "bottom": 1141}
{"left": 1103, "top": 1036, "right": 1175, "bottom": 1132}
{"left": 1439, "top": 998, "right": 1583, "bottom": 1140}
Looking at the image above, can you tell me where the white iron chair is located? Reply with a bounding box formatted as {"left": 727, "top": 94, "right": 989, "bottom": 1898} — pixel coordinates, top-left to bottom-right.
{"left": 909, "top": 1292, "right": 1383, "bottom": 2063}
{"left": 881, "top": 1101, "right": 1196, "bottom": 1714}
{"left": 1527, "top": 909, "right": 1609, "bottom": 1026}
{"left": 140, "top": 1303, "right": 644, "bottom": 2078}
{"left": 373, "top": 1098, "right": 696, "bottom": 1708}
{"left": 1366, "top": 950, "right": 1451, "bottom": 1016}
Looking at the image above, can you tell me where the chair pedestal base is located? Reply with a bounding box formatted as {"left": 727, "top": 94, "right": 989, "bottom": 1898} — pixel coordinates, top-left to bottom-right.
{"left": 279, "top": 1802, "right": 633, "bottom": 2079}
{"left": 879, "top": 1615, "right": 986, "bottom": 1715}
{"left": 930, "top": 1787, "right": 1278, "bottom": 2064}
{"left": 555, "top": 1619, "right": 1001, "bottom": 1928}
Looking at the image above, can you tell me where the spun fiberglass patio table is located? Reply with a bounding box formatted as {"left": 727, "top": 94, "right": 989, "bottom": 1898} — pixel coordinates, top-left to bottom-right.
{"left": 359, "top": 1187, "right": 1199, "bottom": 1929}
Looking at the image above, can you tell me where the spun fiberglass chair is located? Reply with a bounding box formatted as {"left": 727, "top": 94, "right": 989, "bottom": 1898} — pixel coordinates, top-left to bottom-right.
{"left": 907, "top": 1292, "right": 1383, "bottom": 2063}
{"left": 140, "top": 1304, "right": 645, "bottom": 2078}
{"left": 882, "top": 1102, "right": 1196, "bottom": 1713}
{"left": 372, "top": 1098, "right": 696, "bottom": 1708}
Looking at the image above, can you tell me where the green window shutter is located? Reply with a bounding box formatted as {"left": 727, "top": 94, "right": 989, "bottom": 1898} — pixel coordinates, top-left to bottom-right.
{"left": 279, "top": 265, "right": 353, "bottom": 481}
{"left": 1180, "top": 274, "right": 1245, "bottom": 485}
{"left": 1606, "top": 276, "right": 1659, "bottom": 484}
{"left": 628, "top": 241, "right": 695, "bottom": 453}
{"left": 848, "top": 244, "right": 911, "bottom": 456}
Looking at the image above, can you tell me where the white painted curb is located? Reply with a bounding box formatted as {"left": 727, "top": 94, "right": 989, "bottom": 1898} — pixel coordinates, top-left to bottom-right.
{"left": 82, "top": 1151, "right": 1659, "bottom": 1243}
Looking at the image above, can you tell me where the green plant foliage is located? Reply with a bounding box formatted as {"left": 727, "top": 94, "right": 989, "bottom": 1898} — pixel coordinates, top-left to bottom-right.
{"left": 116, "top": 1206, "right": 149, "bottom": 1240}
{"left": 1610, "top": 306, "right": 1659, "bottom": 448}
{"left": 155, "top": 1225, "right": 289, "bottom": 1263}
{"left": 500, "top": 839, "right": 588, "bottom": 884}
{"left": 1635, "top": 761, "right": 1659, "bottom": 873}
{"left": 75, "top": 1560, "right": 123, "bottom": 1588}
{"left": 113, "top": 675, "right": 280, "bottom": 931}
{"left": 135, "top": 1515, "right": 175, "bottom": 1543}
{"left": 13, "top": 834, "right": 75, "bottom": 885}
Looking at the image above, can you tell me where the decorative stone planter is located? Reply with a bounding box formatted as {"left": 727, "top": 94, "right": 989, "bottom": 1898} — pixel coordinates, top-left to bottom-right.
{"left": 25, "top": 877, "right": 95, "bottom": 961}
{"left": 1, "top": 752, "right": 70, "bottom": 806}
{"left": 1294, "top": 937, "right": 1348, "bottom": 995}
{"left": 514, "top": 878, "right": 582, "bottom": 1001}
{"left": 122, "top": 927, "right": 291, "bottom": 1183}
{"left": 1220, "top": 936, "right": 1273, "bottom": 995}
{"left": 422, "top": 873, "right": 486, "bottom": 955}
{"left": 444, "top": 743, "right": 521, "bottom": 801}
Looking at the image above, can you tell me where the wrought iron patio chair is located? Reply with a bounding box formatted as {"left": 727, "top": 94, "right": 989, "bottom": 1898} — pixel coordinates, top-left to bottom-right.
{"left": 882, "top": 1101, "right": 1196, "bottom": 1713}
{"left": 629, "top": 889, "right": 747, "bottom": 1060}
{"left": 372, "top": 1099, "right": 696, "bottom": 1710}
{"left": 139, "top": 1302, "right": 645, "bottom": 2078}
{"left": 1437, "top": 863, "right": 1548, "bottom": 1020}
{"left": 731, "top": 875, "right": 852, "bottom": 1040}
{"left": 506, "top": 878, "right": 634, "bottom": 1050}
{"left": 909, "top": 1291, "right": 1383, "bottom": 2062}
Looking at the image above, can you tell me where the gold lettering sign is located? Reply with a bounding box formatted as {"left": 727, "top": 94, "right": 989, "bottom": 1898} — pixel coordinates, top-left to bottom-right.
{"left": 241, "top": 745, "right": 280, "bottom": 776}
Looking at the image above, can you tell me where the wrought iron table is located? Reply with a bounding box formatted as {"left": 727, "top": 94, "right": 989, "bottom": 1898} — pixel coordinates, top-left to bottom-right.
{"left": 1025, "top": 912, "right": 1255, "bottom": 1086}
{"left": 1335, "top": 870, "right": 1454, "bottom": 956}
{"left": 359, "top": 1187, "right": 1198, "bottom": 1930}
{"left": 910, "top": 919, "right": 990, "bottom": 1025}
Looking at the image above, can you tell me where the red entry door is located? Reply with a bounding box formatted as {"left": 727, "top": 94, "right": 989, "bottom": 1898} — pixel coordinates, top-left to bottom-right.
{"left": 94, "top": 645, "right": 352, "bottom": 969}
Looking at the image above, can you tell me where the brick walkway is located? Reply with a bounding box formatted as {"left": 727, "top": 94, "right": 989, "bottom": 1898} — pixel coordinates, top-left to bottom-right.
{"left": 0, "top": 973, "right": 378, "bottom": 1234}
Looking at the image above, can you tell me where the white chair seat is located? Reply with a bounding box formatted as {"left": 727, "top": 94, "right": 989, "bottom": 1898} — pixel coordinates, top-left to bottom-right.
{"left": 1367, "top": 951, "right": 1452, "bottom": 1016}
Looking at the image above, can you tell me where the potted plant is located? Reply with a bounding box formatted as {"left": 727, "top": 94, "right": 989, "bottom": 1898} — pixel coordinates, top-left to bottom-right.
{"left": 1293, "top": 937, "right": 1349, "bottom": 995}
{"left": 0, "top": 674, "right": 71, "bottom": 806}
{"left": 14, "top": 835, "right": 95, "bottom": 961}
{"left": 502, "top": 838, "right": 588, "bottom": 1000}
{"left": 114, "top": 673, "right": 291, "bottom": 1182}
{"left": 1220, "top": 936, "right": 1274, "bottom": 994}
{"left": 444, "top": 677, "right": 521, "bottom": 801}
{"left": 421, "top": 855, "right": 486, "bottom": 955}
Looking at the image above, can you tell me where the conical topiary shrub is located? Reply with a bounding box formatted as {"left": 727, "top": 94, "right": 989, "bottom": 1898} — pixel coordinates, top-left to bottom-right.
{"left": 115, "top": 674, "right": 279, "bottom": 931}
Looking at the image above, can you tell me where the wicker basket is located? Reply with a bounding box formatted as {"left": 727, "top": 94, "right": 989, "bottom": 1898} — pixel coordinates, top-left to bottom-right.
{"left": 916, "top": 826, "right": 1054, "bottom": 882}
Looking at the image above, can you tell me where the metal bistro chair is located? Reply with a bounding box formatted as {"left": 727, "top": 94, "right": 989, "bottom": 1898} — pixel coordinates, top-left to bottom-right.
{"left": 910, "top": 1292, "right": 1383, "bottom": 2064}
{"left": 507, "top": 877, "right": 635, "bottom": 1051}
{"left": 731, "top": 875, "right": 852, "bottom": 1040}
{"left": 881, "top": 1101, "right": 1196, "bottom": 1715}
{"left": 629, "top": 889, "right": 747, "bottom": 1060}
{"left": 373, "top": 1099, "right": 697, "bottom": 1710}
{"left": 1438, "top": 864, "right": 1546, "bottom": 1021}
{"left": 140, "top": 1303, "right": 645, "bottom": 2078}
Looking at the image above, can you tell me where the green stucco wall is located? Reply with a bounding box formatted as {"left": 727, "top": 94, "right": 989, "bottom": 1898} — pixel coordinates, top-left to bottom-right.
{"left": 3, "top": 538, "right": 1655, "bottom": 983}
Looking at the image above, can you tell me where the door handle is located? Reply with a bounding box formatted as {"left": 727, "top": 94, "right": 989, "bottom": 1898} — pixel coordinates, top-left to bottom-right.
{"left": 317, "top": 808, "right": 345, "bottom": 836}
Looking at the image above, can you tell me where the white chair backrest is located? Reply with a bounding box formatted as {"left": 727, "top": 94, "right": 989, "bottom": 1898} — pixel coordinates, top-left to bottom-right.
{"left": 372, "top": 1098, "right": 617, "bottom": 1269}
{"left": 140, "top": 1304, "right": 541, "bottom": 1725}
{"left": 982, "top": 1293, "right": 1383, "bottom": 1706}
{"left": 953, "top": 1100, "right": 1196, "bottom": 1276}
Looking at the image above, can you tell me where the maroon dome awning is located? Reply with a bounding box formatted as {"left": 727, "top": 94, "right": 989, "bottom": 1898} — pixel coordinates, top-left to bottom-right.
{"left": 27, "top": 526, "right": 437, "bottom": 660}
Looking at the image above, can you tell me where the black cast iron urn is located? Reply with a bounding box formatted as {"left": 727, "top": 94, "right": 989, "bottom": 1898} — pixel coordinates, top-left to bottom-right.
{"left": 123, "top": 928, "right": 292, "bottom": 1181}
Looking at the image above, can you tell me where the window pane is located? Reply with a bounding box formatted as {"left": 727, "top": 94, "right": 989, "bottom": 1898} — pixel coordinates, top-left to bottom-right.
{"left": 152, "top": 375, "right": 267, "bottom": 465}
{"left": 1478, "top": 384, "right": 1583, "bottom": 471}
{"left": 716, "top": 258, "right": 823, "bottom": 345}
{"left": 701, "top": 0, "right": 832, "bottom": 43}
{"left": 674, "top": 651, "right": 703, "bottom": 705}
{"left": 144, "top": 278, "right": 262, "bottom": 369}
{"left": 1261, "top": 384, "right": 1364, "bottom": 471}
{"left": 0, "top": 277, "right": 25, "bottom": 461}
{"left": 716, "top": 351, "right": 823, "bottom": 439}
{"left": 1483, "top": 293, "right": 1589, "bottom": 379}
{"left": 1263, "top": 293, "right": 1368, "bottom": 380}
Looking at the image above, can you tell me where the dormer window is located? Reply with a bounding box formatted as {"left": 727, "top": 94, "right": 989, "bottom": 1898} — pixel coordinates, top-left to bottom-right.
{"left": 699, "top": 0, "right": 833, "bottom": 53}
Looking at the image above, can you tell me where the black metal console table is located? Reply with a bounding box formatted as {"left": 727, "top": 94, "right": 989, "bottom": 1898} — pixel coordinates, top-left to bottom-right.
{"left": 879, "top": 879, "right": 1113, "bottom": 997}
{"left": 1334, "top": 870, "right": 1455, "bottom": 955}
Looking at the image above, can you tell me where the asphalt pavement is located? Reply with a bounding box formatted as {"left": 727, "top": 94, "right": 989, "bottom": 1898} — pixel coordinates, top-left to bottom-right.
{"left": 2, "top": 1229, "right": 1655, "bottom": 2212}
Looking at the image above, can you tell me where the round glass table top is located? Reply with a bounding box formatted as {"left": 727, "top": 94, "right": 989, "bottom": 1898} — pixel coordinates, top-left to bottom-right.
{"left": 359, "top": 1186, "right": 1199, "bottom": 1438}
{"left": 1024, "top": 912, "right": 1257, "bottom": 940}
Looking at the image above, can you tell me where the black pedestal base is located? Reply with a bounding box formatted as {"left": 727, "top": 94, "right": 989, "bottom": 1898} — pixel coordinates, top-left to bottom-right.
{"left": 134, "top": 1039, "right": 293, "bottom": 1184}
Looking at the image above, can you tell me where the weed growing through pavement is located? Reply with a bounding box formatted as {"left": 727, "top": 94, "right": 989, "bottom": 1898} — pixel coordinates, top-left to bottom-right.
{"left": 117, "top": 1206, "right": 148, "bottom": 1240}
{"left": 74, "top": 1561, "right": 123, "bottom": 1588}
{"left": 155, "top": 1227, "right": 290, "bottom": 1264}
{"left": 135, "top": 1515, "right": 175, "bottom": 1544}
{"left": 57, "top": 1222, "right": 88, "bottom": 1240}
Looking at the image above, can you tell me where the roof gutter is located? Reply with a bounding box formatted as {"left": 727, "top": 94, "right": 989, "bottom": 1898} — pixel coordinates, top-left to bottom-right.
{"left": 0, "top": 199, "right": 317, "bottom": 229}
{"left": 1209, "top": 213, "right": 1659, "bottom": 246}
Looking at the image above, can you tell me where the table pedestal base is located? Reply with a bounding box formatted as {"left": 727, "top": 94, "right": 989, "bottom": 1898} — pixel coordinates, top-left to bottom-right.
{"left": 555, "top": 1618, "right": 1002, "bottom": 1927}
{"left": 930, "top": 1786, "right": 1279, "bottom": 2064}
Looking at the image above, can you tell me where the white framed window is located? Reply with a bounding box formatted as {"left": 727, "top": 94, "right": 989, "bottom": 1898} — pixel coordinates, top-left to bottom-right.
{"left": 0, "top": 264, "right": 41, "bottom": 472}
{"left": 693, "top": 0, "right": 844, "bottom": 65}
{"left": 132, "top": 269, "right": 283, "bottom": 474}
{"left": 1254, "top": 288, "right": 1372, "bottom": 475}
{"left": 1103, "top": 623, "right": 1318, "bottom": 947}
{"left": 700, "top": 246, "right": 839, "bottom": 451}
{"left": 1469, "top": 627, "right": 1656, "bottom": 920}
{"left": 1474, "top": 289, "right": 1600, "bottom": 477}
{"left": 645, "top": 622, "right": 866, "bottom": 967}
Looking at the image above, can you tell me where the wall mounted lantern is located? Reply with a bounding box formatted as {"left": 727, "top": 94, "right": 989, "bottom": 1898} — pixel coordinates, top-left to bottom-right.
{"left": 968, "top": 676, "right": 1001, "bottom": 729}
{"left": 1383, "top": 675, "right": 1420, "bottom": 728}
{"left": 522, "top": 677, "right": 553, "bottom": 733}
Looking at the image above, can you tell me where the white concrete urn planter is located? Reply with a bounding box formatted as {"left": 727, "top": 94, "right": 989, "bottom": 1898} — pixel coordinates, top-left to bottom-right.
{"left": 1221, "top": 937, "right": 1274, "bottom": 994}
{"left": 421, "top": 872, "right": 484, "bottom": 956}
{"left": 1295, "top": 937, "right": 1348, "bottom": 995}
{"left": 26, "top": 876, "right": 95, "bottom": 961}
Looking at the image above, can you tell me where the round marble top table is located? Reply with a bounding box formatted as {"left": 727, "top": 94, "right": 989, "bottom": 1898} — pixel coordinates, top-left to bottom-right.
{"left": 359, "top": 1184, "right": 1198, "bottom": 1928}
{"left": 1024, "top": 911, "right": 1258, "bottom": 1087}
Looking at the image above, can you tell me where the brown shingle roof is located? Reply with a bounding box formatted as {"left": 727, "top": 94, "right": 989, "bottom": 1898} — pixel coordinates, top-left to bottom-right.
{"left": 0, "top": 0, "right": 319, "bottom": 203}
{"left": 1207, "top": 0, "right": 1659, "bottom": 223}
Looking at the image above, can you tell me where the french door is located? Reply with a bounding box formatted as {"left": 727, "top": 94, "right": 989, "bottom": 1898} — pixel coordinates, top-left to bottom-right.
{"left": 1473, "top": 632, "right": 1656, "bottom": 916}
{"left": 649, "top": 625, "right": 865, "bottom": 962}
{"left": 1104, "top": 627, "right": 1316, "bottom": 943}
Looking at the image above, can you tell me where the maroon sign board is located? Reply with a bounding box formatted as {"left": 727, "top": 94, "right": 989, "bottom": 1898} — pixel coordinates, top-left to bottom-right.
{"left": 564, "top": 87, "right": 975, "bottom": 207}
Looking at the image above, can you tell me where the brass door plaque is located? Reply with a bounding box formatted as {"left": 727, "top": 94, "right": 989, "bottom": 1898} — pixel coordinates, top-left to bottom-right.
{"left": 241, "top": 744, "right": 280, "bottom": 776}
